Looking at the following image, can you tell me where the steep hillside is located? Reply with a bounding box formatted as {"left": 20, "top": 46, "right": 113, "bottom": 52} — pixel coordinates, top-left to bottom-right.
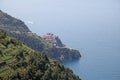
{"left": 0, "top": 10, "right": 30, "bottom": 32}
{"left": 0, "top": 10, "right": 81, "bottom": 61}
{"left": 0, "top": 31, "right": 81, "bottom": 80}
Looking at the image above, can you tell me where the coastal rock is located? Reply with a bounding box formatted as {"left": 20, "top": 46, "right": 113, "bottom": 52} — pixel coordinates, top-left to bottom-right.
{"left": 46, "top": 47, "right": 81, "bottom": 61}
{"left": 42, "top": 33, "right": 81, "bottom": 61}
{"left": 42, "top": 33, "right": 65, "bottom": 47}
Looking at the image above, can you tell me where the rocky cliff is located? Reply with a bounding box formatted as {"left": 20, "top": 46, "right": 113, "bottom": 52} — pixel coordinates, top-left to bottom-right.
{"left": 42, "top": 33, "right": 81, "bottom": 61}
{"left": 0, "top": 10, "right": 81, "bottom": 61}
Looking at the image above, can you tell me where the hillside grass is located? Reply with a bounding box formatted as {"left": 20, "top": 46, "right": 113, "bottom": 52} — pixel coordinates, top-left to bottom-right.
{"left": 0, "top": 31, "right": 80, "bottom": 80}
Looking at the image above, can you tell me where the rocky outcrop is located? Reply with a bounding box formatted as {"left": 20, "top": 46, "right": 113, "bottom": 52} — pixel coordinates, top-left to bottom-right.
{"left": 46, "top": 47, "right": 81, "bottom": 61}
{"left": 42, "top": 33, "right": 81, "bottom": 61}
{"left": 42, "top": 33, "right": 65, "bottom": 47}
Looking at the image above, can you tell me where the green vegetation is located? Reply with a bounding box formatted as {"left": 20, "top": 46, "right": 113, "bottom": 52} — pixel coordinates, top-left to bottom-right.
{"left": 9, "top": 32, "right": 51, "bottom": 52}
{"left": 0, "top": 31, "right": 81, "bottom": 80}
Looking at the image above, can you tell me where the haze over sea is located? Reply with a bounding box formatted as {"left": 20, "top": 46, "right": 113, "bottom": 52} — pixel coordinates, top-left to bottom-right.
{"left": 0, "top": 0, "right": 120, "bottom": 80}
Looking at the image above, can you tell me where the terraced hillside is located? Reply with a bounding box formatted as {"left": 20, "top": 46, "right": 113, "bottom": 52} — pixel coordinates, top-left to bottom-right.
{"left": 0, "top": 31, "right": 80, "bottom": 80}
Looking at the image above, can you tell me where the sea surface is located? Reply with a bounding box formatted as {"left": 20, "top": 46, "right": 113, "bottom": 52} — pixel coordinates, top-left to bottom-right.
{"left": 0, "top": 0, "right": 120, "bottom": 80}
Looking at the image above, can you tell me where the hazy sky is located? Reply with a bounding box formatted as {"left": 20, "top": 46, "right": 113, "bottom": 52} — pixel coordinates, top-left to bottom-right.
{"left": 0, "top": 0, "right": 120, "bottom": 46}
{"left": 1, "top": 0, "right": 120, "bottom": 33}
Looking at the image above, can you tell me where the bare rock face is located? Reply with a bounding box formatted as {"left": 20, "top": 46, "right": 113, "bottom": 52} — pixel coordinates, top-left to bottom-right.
{"left": 42, "top": 33, "right": 65, "bottom": 47}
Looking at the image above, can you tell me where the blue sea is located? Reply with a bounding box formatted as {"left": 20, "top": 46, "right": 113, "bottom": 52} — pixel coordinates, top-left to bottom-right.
{"left": 0, "top": 0, "right": 120, "bottom": 80}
